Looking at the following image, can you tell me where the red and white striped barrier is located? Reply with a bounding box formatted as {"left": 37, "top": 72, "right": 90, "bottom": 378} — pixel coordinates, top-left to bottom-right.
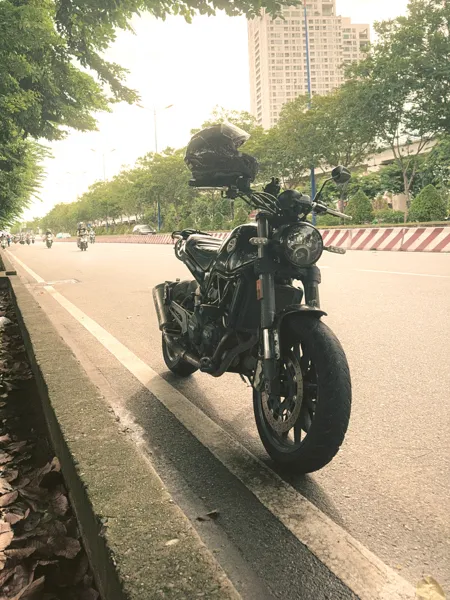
{"left": 321, "top": 227, "right": 450, "bottom": 252}
{"left": 54, "top": 227, "right": 450, "bottom": 252}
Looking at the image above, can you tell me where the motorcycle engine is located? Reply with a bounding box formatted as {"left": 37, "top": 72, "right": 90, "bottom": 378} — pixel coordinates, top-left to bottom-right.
{"left": 187, "top": 311, "right": 224, "bottom": 357}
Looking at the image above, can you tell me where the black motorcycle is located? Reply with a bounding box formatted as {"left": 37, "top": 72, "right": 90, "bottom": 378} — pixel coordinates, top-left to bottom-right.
{"left": 153, "top": 167, "right": 352, "bottom": 473}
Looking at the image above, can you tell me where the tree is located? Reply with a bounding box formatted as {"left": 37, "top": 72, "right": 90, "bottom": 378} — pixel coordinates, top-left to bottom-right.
{"left": 345, "top": 190, "right": 374, "bottom": 224}
{"left": 347, "top": 0, "right": 450, "bottom": 207}
{"left": 1, "top": 1, "right": 291, "bottom": 226}
{"left": 408, "top": 185, "right": 447, "bottom": 222}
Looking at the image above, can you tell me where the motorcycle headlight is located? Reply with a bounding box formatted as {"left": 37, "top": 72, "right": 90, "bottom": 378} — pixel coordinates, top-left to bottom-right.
{"left": 280, "top": 223, "right": 323, "bottom": 267}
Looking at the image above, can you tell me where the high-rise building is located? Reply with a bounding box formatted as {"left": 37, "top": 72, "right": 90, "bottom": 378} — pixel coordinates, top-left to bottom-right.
{"left": 248, "top": 2, "right": 370, "bottom": 129}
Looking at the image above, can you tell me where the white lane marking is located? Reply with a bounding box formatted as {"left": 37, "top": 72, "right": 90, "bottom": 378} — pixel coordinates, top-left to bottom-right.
{"left": 357, "top": 268, "right": 450, "bottom": 279}
{"left": 7, "top": 252, "right": 46, "bottom": 283}
{"left": 9, "top": 253, "right": 416, "bottom": 600}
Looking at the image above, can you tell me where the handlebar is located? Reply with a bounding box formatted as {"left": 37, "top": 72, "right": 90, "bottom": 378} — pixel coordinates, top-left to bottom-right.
{"left": 312, "top": 202, "right": 352, "bottom": 221}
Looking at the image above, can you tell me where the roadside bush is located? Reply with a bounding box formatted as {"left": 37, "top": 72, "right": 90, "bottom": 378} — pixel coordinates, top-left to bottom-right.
{"left": 95, "top": 224, "right": 133, "bottom": 235}
{"left": 373, "top": 209, "right": 405, "bottom": 224}
{"left": 408, "top": 185, "right": 447, "bottom": 222}
{"left": 345, "top": 189, "right": 374, "bottom": 224}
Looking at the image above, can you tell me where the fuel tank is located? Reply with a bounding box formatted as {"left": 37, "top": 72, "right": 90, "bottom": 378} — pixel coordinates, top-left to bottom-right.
{"left": 213, "top": 224, "right": 258, "bottom": 276}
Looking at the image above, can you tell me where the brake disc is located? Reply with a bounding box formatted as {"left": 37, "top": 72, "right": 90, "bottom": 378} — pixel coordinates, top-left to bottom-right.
{"left": 262, "top": 351, "right": 303, "bottom": 434}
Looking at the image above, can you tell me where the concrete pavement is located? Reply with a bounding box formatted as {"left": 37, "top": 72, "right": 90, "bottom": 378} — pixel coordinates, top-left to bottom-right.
{"left": 5, "top": 241, "right": 450, "bottom": 597}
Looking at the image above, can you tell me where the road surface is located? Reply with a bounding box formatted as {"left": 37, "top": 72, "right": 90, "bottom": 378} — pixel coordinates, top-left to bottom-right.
{"left": 6, "top": 241, "right": 450, "bottom": 598}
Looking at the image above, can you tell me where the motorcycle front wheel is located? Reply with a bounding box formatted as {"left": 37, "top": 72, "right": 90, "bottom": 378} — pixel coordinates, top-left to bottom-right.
{"left": 254, "top": 317, "right": 351, "bottom": 474}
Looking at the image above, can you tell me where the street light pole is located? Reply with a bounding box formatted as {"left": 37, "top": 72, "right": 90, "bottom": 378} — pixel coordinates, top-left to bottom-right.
{"left": 91, "top": 148, "right": 115, "bottom": 229}
{"left": 151, "top": 104, "right": 174, "bottom": 231}
{"left": 304, "top": 4, "right": 317, "bottom": 224}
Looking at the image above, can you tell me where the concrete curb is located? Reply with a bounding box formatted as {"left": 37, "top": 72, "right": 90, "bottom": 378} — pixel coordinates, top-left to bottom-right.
{"left": 2, "top": 268, "right": 240, "bottom": 599}
{"left": 52, "top": 226, "right": 450, "bottom": 251}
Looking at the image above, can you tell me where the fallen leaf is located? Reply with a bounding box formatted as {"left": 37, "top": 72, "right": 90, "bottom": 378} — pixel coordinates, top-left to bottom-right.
{"left": 3, "top": 468, "right": 19, "bottom": 482}
{"left": 47, "top": 536, "right": 81, "bottom": 559}
{"left": 10, "top": 574, "right": 45, "bottom": 600}
{"left": 416, "top": 576, "right": 446, "bottom": 600}
{"left": 0, "top": 565, "right": 15, "bottom": 587}
{"left": 3, "top": 510, "right": 27, "bottom": 525}
{"left": 0, "top": 490, "right": 18, "bottom": 507}
{"left": 5, "top": 547, "right": 36, "bottom": 560}
{"left": 49, "top": 490, "right": 68, "bottom": 516}
{"left": 0, "top": 519, "right": 13, "bottom": 551}
{"left": 0, "top": 434, "right": 11, "bottom": 443}
{"left": 165, "top": 538, "right": 179, "bottom": 547}
{"left": 0, "top": 450, "right": 12, "bottom": 465}
{"left": 206, "top": 509, "right": 220, "bottom": 520}
{"left": 0, "top": 478, "right": 13, "bottom": 493}
{"left": 5, "top": 441, "right": 28, "bottom": 453}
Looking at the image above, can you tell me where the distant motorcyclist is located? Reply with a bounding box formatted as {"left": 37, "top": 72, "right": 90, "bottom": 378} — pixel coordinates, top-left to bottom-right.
{"left": 45, "top": 229, "right": 54, "bottom": 249}
{"left": 77, "top": 222, "right": 88, "bottom": 242}
{"left": 89, "top": 228, "right": 96, "bottom": 244}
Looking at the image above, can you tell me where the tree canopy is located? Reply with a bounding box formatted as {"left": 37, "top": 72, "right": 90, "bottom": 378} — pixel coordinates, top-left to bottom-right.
{"left": 0, "top": 0, "right": 292, "bottom": 225}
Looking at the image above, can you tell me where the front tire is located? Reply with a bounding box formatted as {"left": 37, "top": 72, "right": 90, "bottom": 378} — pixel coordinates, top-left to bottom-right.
{"left": 254, "top": 317, "right": 351, "bottom": 474}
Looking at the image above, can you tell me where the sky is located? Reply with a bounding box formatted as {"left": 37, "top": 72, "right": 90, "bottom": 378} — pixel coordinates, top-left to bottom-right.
{"left": 23, "top": 0, "right": 409, "bottom": 220}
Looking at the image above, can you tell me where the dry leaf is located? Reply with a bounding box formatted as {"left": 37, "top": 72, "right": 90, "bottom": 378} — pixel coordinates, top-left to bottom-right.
{"left": 0, "top": 478, "right": 13, "bottom": 493}
{"left": 0, "top": 434, "right": 11, "bottom": 444}
{"left": 47, "top": 536, "right": 81, "bottom": 559}
{"left": 6, "top": 441, "right": 28, "bottom": 453}
{"left": 5, "top": 547, "right": 36, "bottom": 560}
{"left": 3, "top": 468, "right": 19, "bottom": 482}
{"left": 416, "top": 576, "right": 446, "bottom": 600}
{"left": 10, "top": 574, "right": 45, "bottom": 600}
{"left": 0, "top": 450, "right": 12, "bottom": 465}
{"left": 0, "top": 565, "right": 15, "bottom": 586}
{"left": 49, "top": 491, "right": 68, "bottom": 517}
{"left": 206, "top": 509, "right": 220, "bottom": 520}
{"left": 0, "top": 520, "right": 13, "bottom": 551}
{"left": 3, "top": 510, "right": 27, "bottom": 525}
{"left": 0, "top": 489, "right": 19, "bottom": 507}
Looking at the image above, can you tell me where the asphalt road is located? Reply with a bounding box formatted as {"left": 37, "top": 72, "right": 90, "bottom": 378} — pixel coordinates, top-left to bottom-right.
{"left": 7, "top": 240, "right": 450, "bottom": 597}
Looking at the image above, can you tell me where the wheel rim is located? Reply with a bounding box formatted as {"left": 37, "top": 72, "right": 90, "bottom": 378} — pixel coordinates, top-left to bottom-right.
{"left": 259, "top": 342, "right": 318, "bottom": 452}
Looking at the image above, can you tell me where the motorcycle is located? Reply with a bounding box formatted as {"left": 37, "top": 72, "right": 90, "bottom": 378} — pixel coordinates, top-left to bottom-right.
{"left": 153, "top": 166, "right": 353, "bottom": 474}
{"left": 26, "top": 237, "right": 31, "bottom": 245}
{"left": 78, "top": 234, "right": 88, "bottom": 251}
{"left": 46, "top": 235, "right": 53, "bottom": 249}
{"left": 89, "top": 232, "right": 96, "bottom": 244}
{"left": 0, "top": 239, "right": 7, "bottom": 250}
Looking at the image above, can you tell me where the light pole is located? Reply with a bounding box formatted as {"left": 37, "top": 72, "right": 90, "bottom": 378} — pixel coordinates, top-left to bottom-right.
{"left": 91, "top": 148, "right": 116, "bottom": 228}
{"left": 138, "top": 103, "right": 174, "bottom": 231}
{"left": 304, "top": 3, "right": 317, "bottom": 224}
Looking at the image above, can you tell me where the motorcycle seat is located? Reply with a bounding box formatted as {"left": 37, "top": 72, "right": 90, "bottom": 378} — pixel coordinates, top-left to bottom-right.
{"left": 185, "top": 234, "right": 224, "bottom": 270}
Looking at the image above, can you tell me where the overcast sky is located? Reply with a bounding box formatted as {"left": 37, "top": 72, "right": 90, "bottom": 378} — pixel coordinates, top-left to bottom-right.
{"left": 23, "top": 0, "right": 409, "bottom": 220}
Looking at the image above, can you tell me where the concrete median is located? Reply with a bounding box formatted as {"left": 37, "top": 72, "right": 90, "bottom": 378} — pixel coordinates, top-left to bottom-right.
{"left": 0, "top": 251, "right": 240, "bottom": 600}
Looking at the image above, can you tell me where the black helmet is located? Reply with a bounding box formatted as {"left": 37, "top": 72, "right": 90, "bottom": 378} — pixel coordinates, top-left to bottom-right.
{"left": 185, "top": 123, "right": 259, "bottom": 189}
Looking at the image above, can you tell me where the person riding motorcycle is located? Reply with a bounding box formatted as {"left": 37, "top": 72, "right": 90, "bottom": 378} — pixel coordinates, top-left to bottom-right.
{"left": 89, "top": 228, "right": 96, "bottom": 243}
{"left": 77, "top": 223, "right": 88, "bottom": 247}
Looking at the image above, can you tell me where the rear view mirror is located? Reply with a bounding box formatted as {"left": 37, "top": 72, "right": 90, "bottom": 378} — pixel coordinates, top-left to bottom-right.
{"left": 331, "top": 166, "right": 351, "bottom": 185}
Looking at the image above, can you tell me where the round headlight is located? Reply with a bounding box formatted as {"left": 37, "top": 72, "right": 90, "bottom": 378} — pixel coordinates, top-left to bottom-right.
{"left": 281, "top": 223, "right": 323, "bottom": 266}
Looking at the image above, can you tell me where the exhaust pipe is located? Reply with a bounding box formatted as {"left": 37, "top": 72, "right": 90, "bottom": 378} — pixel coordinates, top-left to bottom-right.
{"left": 162, "top": 331, "right": 201, "bottom": 369}
{"left": 154, "top": 284, "right": 201, "bottom": 369}
{"left": 152, "top": 284, "right": 170, "bottom": 330}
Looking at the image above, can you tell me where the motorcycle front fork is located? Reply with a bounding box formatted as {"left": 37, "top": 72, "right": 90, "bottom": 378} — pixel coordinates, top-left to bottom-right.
{"left": 255, "top": 214, "right": 321, "bottom": 393}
